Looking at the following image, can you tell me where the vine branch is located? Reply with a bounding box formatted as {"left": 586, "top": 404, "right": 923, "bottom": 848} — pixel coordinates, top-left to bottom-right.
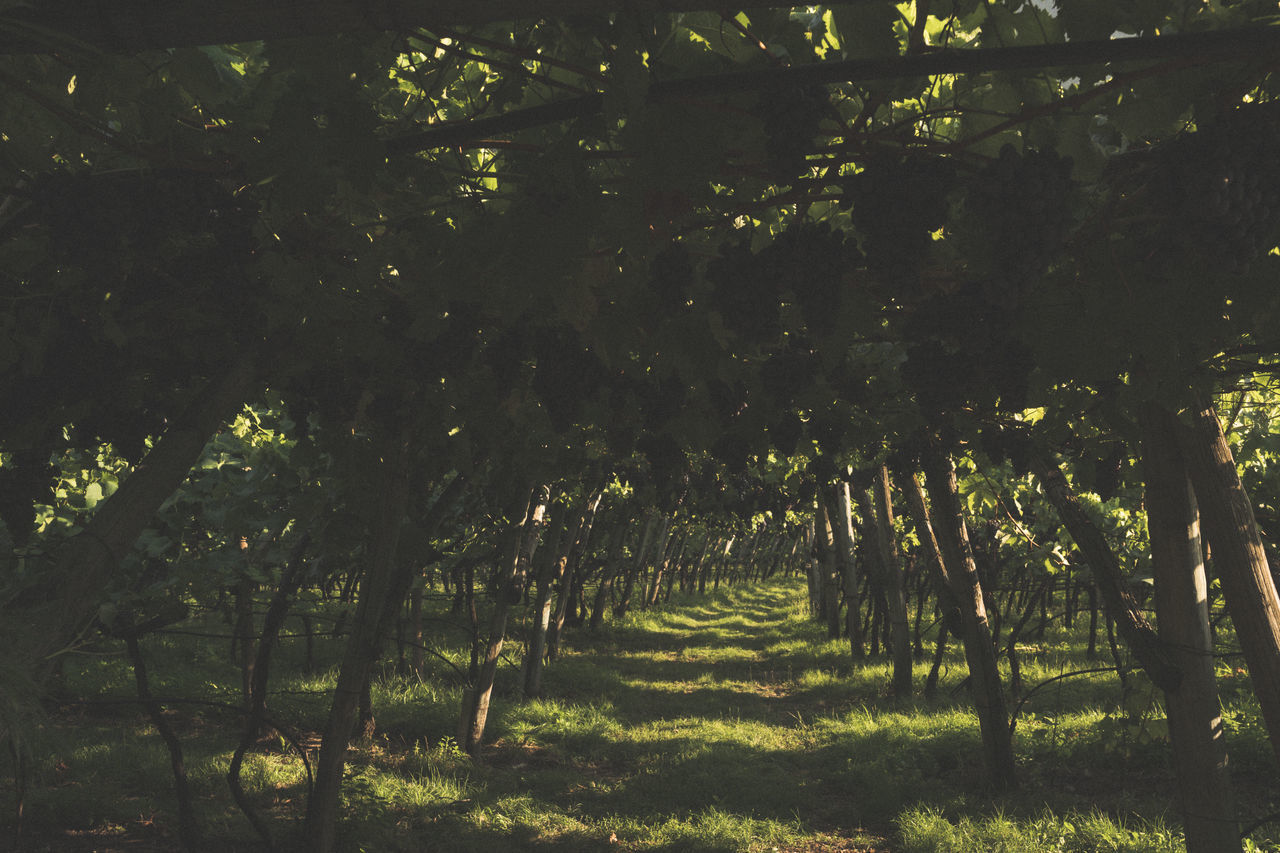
{"left": 386, "top": 25, "right": 1280, "bottom": 154}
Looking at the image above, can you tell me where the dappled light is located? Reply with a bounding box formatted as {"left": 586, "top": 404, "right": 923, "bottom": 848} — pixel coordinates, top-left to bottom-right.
{"left": 5, "top": 3, "right": 1280, "bottom": 851}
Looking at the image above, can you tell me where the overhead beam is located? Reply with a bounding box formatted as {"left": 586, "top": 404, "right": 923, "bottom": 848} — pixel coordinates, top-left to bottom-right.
{"left": 0, "top": 1, "right": 874, "bottom": 53}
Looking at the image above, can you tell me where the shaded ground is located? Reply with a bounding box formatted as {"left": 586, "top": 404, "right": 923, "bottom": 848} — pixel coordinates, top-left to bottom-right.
{"left": 6, "top": 577, "right": 1276, "bottom": 851}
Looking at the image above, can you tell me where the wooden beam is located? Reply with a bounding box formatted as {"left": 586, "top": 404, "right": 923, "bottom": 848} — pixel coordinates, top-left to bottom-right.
{"left": 0, "top": 1, "right": 873, "bottom": 53}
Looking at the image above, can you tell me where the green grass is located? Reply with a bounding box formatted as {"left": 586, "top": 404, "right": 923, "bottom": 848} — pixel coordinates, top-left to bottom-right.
{"left": 4, "top": 575, "right": 1279, "bottom": 851}
{"left": 897, "top": 807, "right": 1185, "bottom": 853}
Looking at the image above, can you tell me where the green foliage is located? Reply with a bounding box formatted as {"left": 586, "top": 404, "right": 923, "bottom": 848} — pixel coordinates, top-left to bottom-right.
{"left": 8, "top": 3, "right": 1280, "bottom": 850}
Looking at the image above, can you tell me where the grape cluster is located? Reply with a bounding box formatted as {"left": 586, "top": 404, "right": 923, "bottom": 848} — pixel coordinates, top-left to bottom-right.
{"left": 483, "top": 327, "right": 533, "bottom": 389}
{"left": 647, "top": 242, "right": 694, "bottom": 315}
{"left": 419, "top": 301, "right": 482, "bottom": 376}
{"left": 635, "top": 432, "right": 687, "bottom": 488}
{"left": 706, "top": 378, "right": 748, "bottom": 424}
{"left": 1156, "top": 105, "right": 1280, "bottom": 272}
{"left": 707, "top": 224, "right": 857, "bottom": 347}
{"left": 1091, "top": 444, "right": 1126, "bottom": 502}
{"left": 530, "top": 329, "right": 607, "bottom": 433}
{"left": 964, "top": 144, "right": 1074, "bottom": 289}
{"left": 976, "top": 424, "right": 1032, "bottom": 477}
{"left": 639, "top": 374, "right": 688, "bottom": 432}
{"left": 32, "top": 169, "right": 254, "bottom": 268}
{"left": 769, "top": 412, "right": 804, "bottom": 457}
{"left": 711, "top": 430, "right": 757, "bottom": 473}
{"left": 805, "top": 408, "right": 848, "bottom": 456}
{"left": 843, "top": 155, "right": 955, "bottom": 284}
{"left": 901, "top": 283, "right": 1033, "bottom": 415}
{"left": 901, "top": 338, "right": 978, "bottom": 415}
{"left": 767, "top": 223, "right": 861, "bottom": 336}
{"left": 758, "top": 86, "right": 828, "bottom": 177}
{"left": 705, "top": 239, "right": 783, "bottom": 346}
{"left": 760, "top": 344, "right": 819, "bottom": 407}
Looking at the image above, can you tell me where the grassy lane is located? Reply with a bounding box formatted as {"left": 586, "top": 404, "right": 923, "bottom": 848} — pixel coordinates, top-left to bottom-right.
{"left": 337, "top": 577, "right": 1209, "bottom": 852}
{"left": 9, "top": 575, "right": 1278, "bottom": 851}
{"left": 410, "top": 579, "right": 907, "bottom": 852}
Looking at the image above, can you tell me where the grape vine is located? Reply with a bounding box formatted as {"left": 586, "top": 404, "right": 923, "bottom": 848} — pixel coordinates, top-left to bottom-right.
{"left": 843, "top": 154, "right": 955, "bottom": 285}
{"left": 705, "top": 239, "right": 783, "bottom": 346}
{"left": 767, "top": 223, "right": 861, "bottom": 337}
{"left": 963, "top": 144, "right": 1074, "bottom": 292}
{"left": 1153, "top": 104, "right": 1280, "bottom": 273}
{"left": 757, "top": 85, "right": 828, "bottom": 178}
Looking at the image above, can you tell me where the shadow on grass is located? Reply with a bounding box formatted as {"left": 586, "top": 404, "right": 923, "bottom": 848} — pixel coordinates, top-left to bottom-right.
{"left": 17, "top": 576, "right": 1273, "bottom": 851}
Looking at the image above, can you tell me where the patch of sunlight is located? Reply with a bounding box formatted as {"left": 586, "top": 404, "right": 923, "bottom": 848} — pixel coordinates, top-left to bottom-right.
{"left": 602, "top": 806, "right": 803, "bottom": 852}
{"left": 208, "top": 751, "right": 307, "bottom": 794}
{"left": 898, "top": 806, "right": 1185, "bottom": 853}
{"left": 503, "top": 698, "right": 624, "bottom": 744}
{"left": 624, "top": 677, "right": 703, "bottom": 694}
{"left": 470, "top": 794, "right": 592, "bottom": 837}
{"left": 796, "top": 667, "right": 846, "bottom": 689}
{"left": 346, "top": 762, "right": 471, "bottom": 810}
{"left": 626, "top": 714, "right": 800, "bottom": 752}
{"left": 762, "top": 637, "right": 814, "bottom": 656}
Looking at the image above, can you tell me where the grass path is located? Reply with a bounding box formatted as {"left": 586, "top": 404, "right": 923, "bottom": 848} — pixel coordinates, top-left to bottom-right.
{"left": 366, "top": 576, "right": 1210, "bottom": 852}
{"left": 358, "top": 577, "right": 988, "bottom": 852}
{"left": 18, "top": 574, "right": 1256, "bottom": 851}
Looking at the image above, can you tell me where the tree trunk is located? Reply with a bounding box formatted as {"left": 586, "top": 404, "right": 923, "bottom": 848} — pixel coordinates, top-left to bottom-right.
{"left": 409, "top": 586, "right": 425, "bottom": 678}
{"left": 642, "top": 518, "right": 675, "bottom": 607}
{"left": 867, "top": 588, "right": 883, "bottom": 656}
{"left": 301, "top": 613, "right": 316, "bottom": 675}
{"left": 460, "top": 485, "right": 550, "bottom": 754}
{"left": 926, "top": 619, "right": 948, "bottom": 700}
{"left": 713, "top": 537, "right": 732, "bottom": 589}
{"left": 6, "top": 356, "right": 258, "bottom": 679}
{"left": 304, "top": 462, "right": 464, "bottom": 853}
{"left": 1004, "top": 575, "right": 1051, "bottom": 699}
{"left": 1086, "top": 583, "right": 1100, "bottom": 660}
{"left": 523, "top": 552, "right": 562, "bottom": 699}
{"left": 923, "top": 452, "right": 1016, "bottom": 790}
{"left": 913, "top": 571, "right": 929, "bottom": 659}
{"left": 125, "top": 634, "right": 200, "bottom": 851}
{"left": 228, "top": 532, "right": 311, "bottom": 847}
{"left": 853, "top": 479, "right": 910, "bottom": 694}
{"left": 804, "top": 520, "right": 822, "bottom": 618}
{"left": 615, "top": 513, "right": 659, "bottom": 619}
{"left": 232, "top": 571, "right": 256, "bottom": 709}
{"left": 1031, "top": 450, "right": 1182, "bottom": 690}
{"left": 589, "top": 521, "right": 627, "bottom": 630}
{"left": 304, "top": 445, "right": 412, "bottom": 853}
{"left": 686, "top": 533, "right": 716, "bottom": 598}
{"left": 662, "top": 532, "right": 687, "bottom": 602}
{"left": 897, "top": 470, "right": 964, "bottom": 632}
{"left": 549, "top": 489, "right": 602, "bottom": 660}
{"left": 230, "top": 524, "right": 286, "bottom": 707}
{"left": 1174, "top": 397, "right": 1280, "bottom": 769}
{"left": 647, "top": 530, "right": 681, "bottom": 608}
{"left": 523, "top": 498, "right": 569, "bottom": 700}
{"left": 873, "top": 465, "right": 913, "bottom": 698}
{"left": 1140, "top": 403, "right": 1239, "bottom": 852}
{"left": 825, "top": 482, "right": 863, "bottom": 659}
{"left": 815, "top": 497, "right": 842, "bottom": 639}
{"left": 1064, "top": 572, "right": 1077, "bottom": 629}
